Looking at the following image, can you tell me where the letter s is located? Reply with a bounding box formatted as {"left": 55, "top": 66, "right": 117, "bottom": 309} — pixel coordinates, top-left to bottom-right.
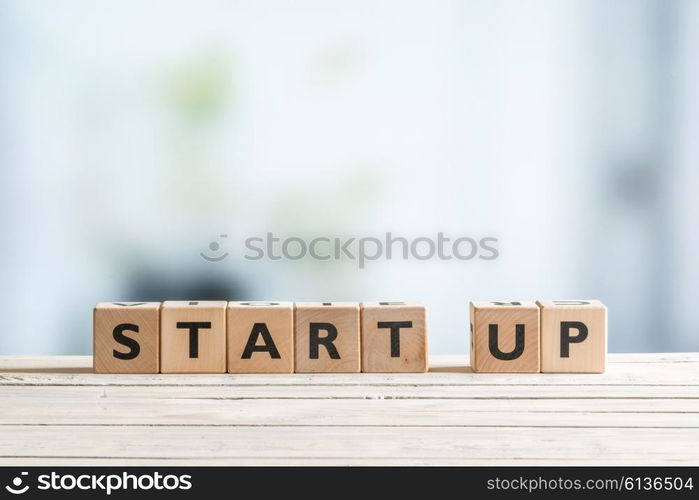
{"left": 38, "top": 475, "right": 50, "bottom": 490}
{"left": 479, "top": 237, "right": 499, "bottom": 260}
{"left": 245, "top": 237, "right": 265, "bottom": 260}
{"left": 179, "top": 475, "right": 192, "bottom": 490}
{"left": 113, "top": 323, "right": 140, "bottom": 360}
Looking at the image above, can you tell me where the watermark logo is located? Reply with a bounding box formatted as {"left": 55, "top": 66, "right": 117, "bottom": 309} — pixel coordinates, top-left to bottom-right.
{"left": 5, "top": 472, "right": 29, "bottom": 495}
{"left": 246, "top": 232, "right": 499, "bottom": 268}
{"left": 200, "top": 234, "right": 229, "bottom": 262}
{"left": 200, "top": 232, "right": 499, "bottom": 268}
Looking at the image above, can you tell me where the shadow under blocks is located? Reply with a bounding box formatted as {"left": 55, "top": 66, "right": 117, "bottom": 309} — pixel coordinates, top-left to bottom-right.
{"left": 93, "top": 299, "right": 605, "bottom": 374}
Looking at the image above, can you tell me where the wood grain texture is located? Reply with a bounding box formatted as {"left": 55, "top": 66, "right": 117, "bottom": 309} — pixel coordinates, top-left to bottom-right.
{"left": 538, "top": 300, "right": 607, "bottom": 373}
{"left": 227, "top": 302, "right": 294, "bottom": 373}
{"left": 160, "top": 301, "right": 226, "bottom": 374}
{"left": 0, "top": 354, "right": 697, "bottom": 465}
{"left": 470, "top": 301, "right": 540, "bottom": 373}
{"left": 93, "top": 302, "right": 160, "bottom": 374}
{"left": 294, "top": 302, "right": 360, "bottom": 373}
{"left": 361, "top": 302, "right": 427, "bottom": 373}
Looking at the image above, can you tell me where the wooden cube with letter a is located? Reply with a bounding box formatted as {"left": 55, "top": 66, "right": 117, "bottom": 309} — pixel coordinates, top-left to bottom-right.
{"left": 93, "top": 302, "right": 161, "bottom": 373}
{"left": 538, "top": 300, "right": 607, "bottom": 373}
{"left": 361, "top": 302, "right": 428, "bottom": 372}
{"left": 294, "top": 302, "right": 360, "bottom": 373}
{"left": 160, "top": 301, "right": 227, "bottom": 373}
{"left": 470, "top": 301, "right": 540, "bottom": 373}
{"left": 227, "top": 301, "right": 294, "bottom": 373}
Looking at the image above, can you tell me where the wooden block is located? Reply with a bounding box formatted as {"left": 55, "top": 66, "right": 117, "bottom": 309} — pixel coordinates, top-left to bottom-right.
{"left": 538, "top": 300, "right": 607, "bottom": 373}
{"left": 227, "top": 301, "right": 294, "bottom": 373}
{"left": 160, "top": 301, "right": 227, "bottom": 373}
{"left": 360, "top": 302, "right": 428, "bottom": 373}
{"left": 294, "top": 302, "right": 360, "bottom": 373}
{"left": 470, "top": 301, "right": 540, "bottom": 373}
{"left": 93, "top": 302, "right": 160, "bottom": 374}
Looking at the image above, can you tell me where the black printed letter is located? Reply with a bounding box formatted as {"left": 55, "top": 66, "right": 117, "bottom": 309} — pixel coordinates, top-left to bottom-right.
{"left": 241, "top": 323, "right": 281, "bottom": 359}
{"left": 488, "top": 324, "right": 525, "bottom": 360}
{"left": 309, "top": 323, "right": 340, "bottom": 359}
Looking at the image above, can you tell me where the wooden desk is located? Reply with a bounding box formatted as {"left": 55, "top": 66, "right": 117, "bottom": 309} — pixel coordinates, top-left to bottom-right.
{"left": 0, "top": 354, "right": 696, "bottom": 465}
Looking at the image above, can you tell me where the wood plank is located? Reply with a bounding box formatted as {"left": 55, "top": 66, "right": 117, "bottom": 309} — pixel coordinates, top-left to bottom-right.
{"left": 1, "top": 353, "right": 697, "bottom": 373}
{"left": 0, "top": 426, "right": 696, "bottom": 464}
{"left": 1, "top": 363, "right": 697, "bottom": 387}
{"left": 0, "top": 396, "right": 696, "bottom": 427}
{"left": 1, "top": 382, "right": 697, "bottom": 399}
{"left": 3, "top": 386, "right": 696, "bottom": 409}
{"left": 2, "top": 457, "right": 692, "bottom": 466}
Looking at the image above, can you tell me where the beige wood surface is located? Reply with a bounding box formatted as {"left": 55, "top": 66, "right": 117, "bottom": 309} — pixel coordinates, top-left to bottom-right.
{"left": 0, "top": 354, "right": 697, "bottom": 465}
{"left": 160, "top": 301, "right": 227, "bottom": 373}
{"left": 361, "top": 302, "right": 427, "bottom": 373}
{"left": 294, "top": 302, "right": 360, "bottom": 373}
{"left": 93, "top": 302, "right": 160, "bottom": 374}
{"left": 538, "top": 300, "right": 607, "bottom": 373}
{"left": 470, "top": 301, "right": 540, "bottom": 373}
{"left": 227, "top": 302, "right": 294, "bottom": 373}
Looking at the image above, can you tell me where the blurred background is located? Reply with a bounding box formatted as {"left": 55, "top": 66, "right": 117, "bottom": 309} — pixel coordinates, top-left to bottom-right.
{"left": 1, "top": 0, "right": 698, "bottom": 355}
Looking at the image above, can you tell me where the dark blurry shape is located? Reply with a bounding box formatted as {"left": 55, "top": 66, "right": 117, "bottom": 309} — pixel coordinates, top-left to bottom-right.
{"left": 127, "top": 269, "right": 246, "bottom": 302}
{"left": 610, "top": 161, "right": 660, "bottom": 209}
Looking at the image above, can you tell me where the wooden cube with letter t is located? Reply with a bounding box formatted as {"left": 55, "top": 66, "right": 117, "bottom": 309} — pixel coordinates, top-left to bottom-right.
{"left": 294, "top": 302, "right": 360, "bottom": 373}
{"left": 470, "top": 301, "right": 540, "bottom": 373}
{"left": 227, "top": 301, "right": 294, "bottom": 373}
{"left": 93, "top": 302, "right": 161, "bottom": 373}
{"left": 361, "top": 302, "right": 428, "bottom": 372}
{"left": 538, "top": 300, "right": 607, "bottom": 373}
{"left": 160, "top": 301, "right": 227, "bottom": 373}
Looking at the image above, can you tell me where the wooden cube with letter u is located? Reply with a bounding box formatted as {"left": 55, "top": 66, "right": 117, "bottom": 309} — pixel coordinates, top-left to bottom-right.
{"left": 294, "top": 302, "right": 360, "bottom": 373}
{"left": 470, "top": 301, "right": 540, "bottom": 373}
{"left": 361, "top": 302, "right": 428, "bottom": 372}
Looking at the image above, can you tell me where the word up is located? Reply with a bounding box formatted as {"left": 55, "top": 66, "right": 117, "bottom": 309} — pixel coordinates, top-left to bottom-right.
{"left": 470, "top": 300, "right": 607, "bottom": 373}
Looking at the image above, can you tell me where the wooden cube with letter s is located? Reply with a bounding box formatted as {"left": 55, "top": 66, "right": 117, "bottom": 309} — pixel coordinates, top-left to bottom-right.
{"left": 93, "top": 302, "right": 161, "bottom": 373}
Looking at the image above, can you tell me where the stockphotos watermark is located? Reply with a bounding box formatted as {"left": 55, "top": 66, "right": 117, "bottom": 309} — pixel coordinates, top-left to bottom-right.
{"left": 200, "top": 232, "right": 499, "bottom": 268}
{"left": 3, "top": 470, "right": 192, "bottom": 495}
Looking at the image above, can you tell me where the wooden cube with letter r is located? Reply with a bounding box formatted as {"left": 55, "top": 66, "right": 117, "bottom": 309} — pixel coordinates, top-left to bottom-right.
{"left": 538, "top": 300, "right": 607, "bottom": 373}
{"left": 294, "top": 302, "right": 360, "bottom": 373}
{"left": 361, "top": 302, "right": 428, "bottom": 372}
{"left": 93, "top": 302, "right": 161, "bottom": 373}
{"left": 470, "top": 301, "right": 540, "bottom": 373}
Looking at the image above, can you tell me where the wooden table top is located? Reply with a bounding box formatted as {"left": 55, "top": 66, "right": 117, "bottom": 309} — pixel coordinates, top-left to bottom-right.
{"left": 0, "top": 353, "right": 697, "bottom": 465}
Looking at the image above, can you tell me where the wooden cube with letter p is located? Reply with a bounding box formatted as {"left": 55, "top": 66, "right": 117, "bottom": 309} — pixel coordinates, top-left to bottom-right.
{"left": 93, "top": 302, "right": 161, "bottom": 373}
{"left": 227, "top": 301, "right": 294, "bottom": 373}
{"left": 294, "top": 302, "right": 360, "bottom": 373}
{"left": 470, "top": 301, "right": 540, "bottom": 373}
{"left": 538, "top": 300, "right": 607, "bottom": 373}
{"left": 361, "top": 302, "right": 428, "bottom": 372}
{"left": 160, "top": 301, "right": 227, "bottom": 373}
